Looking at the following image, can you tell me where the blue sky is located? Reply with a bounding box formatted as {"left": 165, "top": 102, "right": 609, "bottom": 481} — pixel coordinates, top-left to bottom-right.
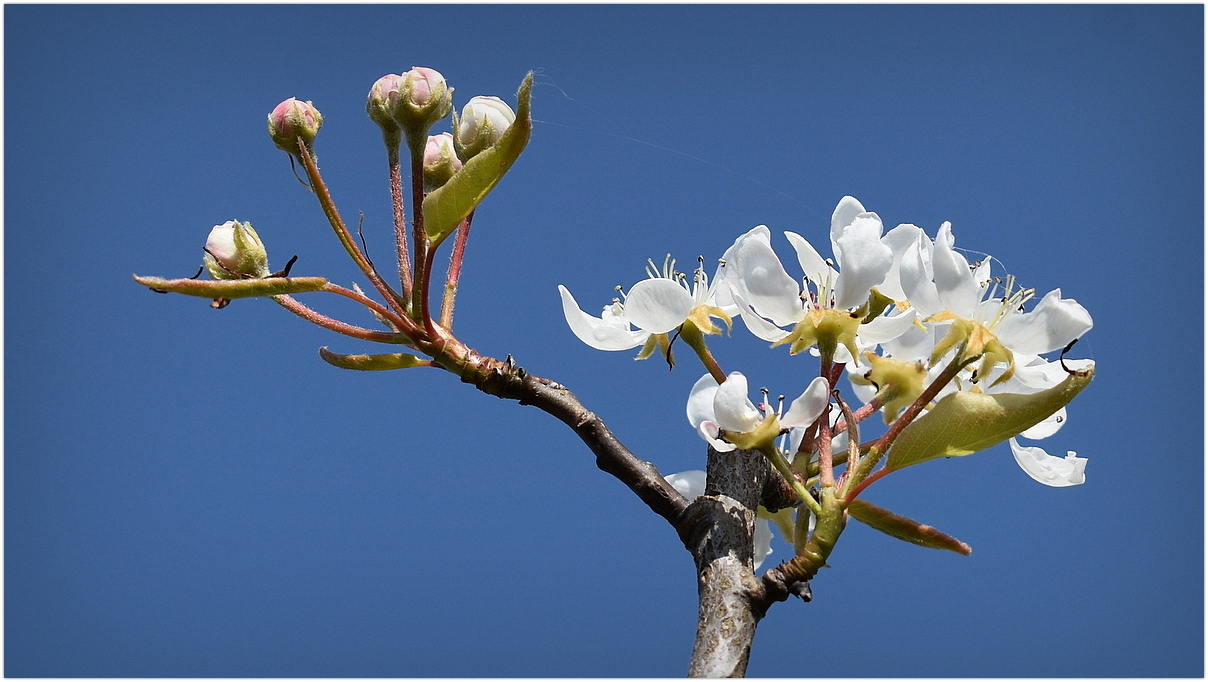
{"left": 5, "top": 4, "right": 1203, "bottom": 677}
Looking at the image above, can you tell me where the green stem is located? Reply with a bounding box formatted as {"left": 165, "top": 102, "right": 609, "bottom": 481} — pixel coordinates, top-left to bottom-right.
{"left": 678, "top": 321, "right": 725, "bottom": 384}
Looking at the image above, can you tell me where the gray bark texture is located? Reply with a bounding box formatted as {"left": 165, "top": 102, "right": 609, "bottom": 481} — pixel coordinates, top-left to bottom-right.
{"left": 679, "top": 448, "right": 770, "bottom": 677}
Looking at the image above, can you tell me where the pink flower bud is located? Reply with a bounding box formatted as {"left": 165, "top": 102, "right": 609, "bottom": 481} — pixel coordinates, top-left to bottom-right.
{"left": 455, "top": 95, "right": 516, "bottom": 161}
{"left": 366, "top": 74, "right": 404, "bottom": 131}
{"left": 422, "top": 132, "right": 463, "bottom": 191}
{"left": 392, "top": 66, "right": 453, "bottom": 141}
{"left": 203, "top": 220, "right": 269, "bottom": 280}
{"left": 267, "top": 98, "right": 323, "bottom": 155}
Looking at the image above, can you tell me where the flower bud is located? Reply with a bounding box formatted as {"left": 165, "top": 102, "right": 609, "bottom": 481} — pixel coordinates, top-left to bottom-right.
{"left": 366, "top": 74, "right": 403, "bottom": 133}
{"left": 455, "top": 95, "right": 516, "bottom": 161}
{"left": 391, "top": 67, "right": 453, "bottom": 140}
{"left": 267, "top": 98, "right": 323, "bottom": 155}
{"left": 422, "top": 132, "right": 463, "bottom": 192}
{"left": 203, "top": 220, "right": 270, "bottom": 280}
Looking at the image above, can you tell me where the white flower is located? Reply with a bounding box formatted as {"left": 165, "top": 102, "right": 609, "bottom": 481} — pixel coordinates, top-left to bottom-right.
{"left": 665, "top": 470, "right": 774, "bottom": 569}
{"left": 718, "top": 198, "right": 916, "bottom": 363}
{"left": 897, "top": 221, "right": 1094, "bottom": 386}
{"left": 687, "top": 372, "right": 829, "bottom": 453}
{"left": 1009, "top": 438, "right": 1087, "bottom": 487}
{"left": 558, "top": 256, "right": 736, "bottom": 353}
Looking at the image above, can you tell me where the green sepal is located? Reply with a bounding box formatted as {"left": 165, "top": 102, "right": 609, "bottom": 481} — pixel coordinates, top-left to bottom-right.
{"left": 134, "top": 274, "right": 327, "bottom": 298}
{"left": 847, "top": 497, "right": 972, "bottom": 555}
{"left": 886, "top": 364, "right": 1094, "bottom": 471}
{"left": 422, "top": 72, "right": 533, "bottom": 244}
{"left": 318, "top": 347, "right": 429, "bottom": 371}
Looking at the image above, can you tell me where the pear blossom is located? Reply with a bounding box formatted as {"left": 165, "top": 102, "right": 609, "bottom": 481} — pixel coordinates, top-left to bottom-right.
{"left": 896, "top": 222, "right": 1093, "bottom": 387}
{"left": 718, "top": 198, "right": 917, "bottom": 364}
{"left": 665, "top": 469, "right": 774, "bottom": 568}
{"left": 687, "top": 372, "right": 829, "bottom": 453}
{"left": 558, "top": 255, "right": 736, "bottom": 354}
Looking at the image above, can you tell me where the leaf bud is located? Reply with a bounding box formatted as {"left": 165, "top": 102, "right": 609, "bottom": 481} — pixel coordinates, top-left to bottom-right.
{"left": 267, "top": 98, "right": 323, "bottom": 155}
{"left": 454, "top": 95, "right": 516, "bottom": 161}
{"left": 422, "top": 133, "right": 463, "bottom": 192}
{"left": 392, "top": 67, "right": 453, "bottom": 141}
{"left": 203, "top": 220, "right": 270, "bottom": 280}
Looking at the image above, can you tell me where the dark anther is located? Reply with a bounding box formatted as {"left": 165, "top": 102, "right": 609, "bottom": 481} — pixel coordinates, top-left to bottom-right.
{"left": 269, "top": 255, "right": 299, "bottom": 278}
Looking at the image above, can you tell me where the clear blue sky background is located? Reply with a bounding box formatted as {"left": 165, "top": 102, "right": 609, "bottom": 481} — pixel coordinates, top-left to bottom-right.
{"left": 5, "top": 5, "right": 1203, "bottom": 677}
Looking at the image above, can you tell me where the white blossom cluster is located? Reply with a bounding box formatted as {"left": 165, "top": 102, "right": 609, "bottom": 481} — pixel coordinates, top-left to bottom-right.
{"left": 560, "top": 197, "right": 1094, "bottom": 565}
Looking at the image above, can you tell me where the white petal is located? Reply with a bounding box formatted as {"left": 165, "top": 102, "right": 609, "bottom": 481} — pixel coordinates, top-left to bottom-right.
{"left": 664, "top": 470, "right": 707, "bottom": 500}
{"left": 931, "top": 222, "right": 978, "bottom": 318}
{"left": 698, "top": 420, "right": 736, "bottom": 452}
{"left": 996, "top": 288, "right": 1094, "bottom": 355}
{"left": 730, "top": 287, "right": 791, "bottom": 343}
{"left": 713, "top": 372, "right": 762, "bottom": 433}
{"left": 557, "top": 285, "right": 648, "bottom": 351}
{"left": 1020, "top": 407, "right": 1067, "bottom": 439}
{"left": 784, "top": 231, "right": 837, "bottom": 289}
{"left": 833, "top": 214, "right": 894, "bottom": 310}
{"left": 725, "top": 226, "right": 802, "bottom": 327}
{"left": 782, "top": 376, "right": 830, "bottom": 428}
{"left": 878, "top": 223, "right": 925, "bottom": 301}
{"left": 1010, "top": 438, "right": 1086, "bottom": 487}
{"left": 687, "top": 373, "right": 720, "bottom": 428}
{"left": 753, "top": 519, "right": 774, "bottom": 569}
{"left": 858, "top": 307, "right": 918, "bottom": 345}
{"left": 829, "top": 195, "right": 867, "bottom": 259}
{"left": 624, "top": 278, "right": 695, "bottom": 333}
{"left": 899, "top": 234, "right": 944, "bottom": 317}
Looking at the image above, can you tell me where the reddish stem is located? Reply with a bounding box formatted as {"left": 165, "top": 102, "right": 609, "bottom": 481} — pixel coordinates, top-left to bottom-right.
{"left": 387, "top": 144, "right": 413, "bottom": 301}
{"left": 439, "top": 211, "right": 475, "bottom": 329}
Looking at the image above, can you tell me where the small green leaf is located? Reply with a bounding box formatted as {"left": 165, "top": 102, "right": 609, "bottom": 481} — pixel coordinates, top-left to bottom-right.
{"left": 318, "top": 347, "right": 429, "bottom": 371}
{"left": 847, "top": 498, "right": 972, "bottom": 555}
{"left": 134, "top": 274, "right": 328, "bottom": 298}
{"left": 886, "top": 364, "right": 1094, "bottom": 471}
{"left": 422, "top": 72, "right": 533, "bottom": 244}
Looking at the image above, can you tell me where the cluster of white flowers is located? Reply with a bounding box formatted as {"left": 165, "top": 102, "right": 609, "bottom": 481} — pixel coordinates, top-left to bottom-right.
{"left": 562, "top": 197, "right": 1094, "bottom": 491}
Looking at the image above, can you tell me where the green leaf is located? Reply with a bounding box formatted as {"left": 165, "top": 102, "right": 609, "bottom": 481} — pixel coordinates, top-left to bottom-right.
{"left": 134, "top": 274, "right": 328, "bottom": 298}
{"left": 847, "top": 498, "right": 972, "bottom": 555}
{"left": 422, "top": 72, "right": 533, "bottom": 244}
{"left": 886, "top": 364, "right": 1094, "bottom": 471}
{"left": 318, "top": 347, "right": 429, "bottom": 371}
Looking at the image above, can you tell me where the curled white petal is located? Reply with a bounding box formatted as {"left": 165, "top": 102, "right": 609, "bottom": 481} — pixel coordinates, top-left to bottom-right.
{"left": 623, "top": 278, "right": 694, "bottom": 334}
{"left": 931, "top": 222, "right": 979, "bottom": 318}
{"left": 829, "top": 195, "right": 867, "bottom": 259}
{"left": 1020, "top": 407, "right": 1067, "bottom": 440}
{"left": 557, "top": 285, "right": 648, "bottom": 351}
{"left": 832, "top": 213, "right": 893, "bottom": 310}
{"left": 687, "top": 373, "right": 721, "bottom": 429}
{"left": 753, "top": 519, "right": 774, "bottom": 569}
{"left": 996, "top": 288, "right": 1094, "bottom": 355}
{"left": 699, "top": 420, "right": 736, "bottom": 452}
{"left": 1009, "top": 437, "right": 1086, "bottom": 487}
{"left": 722, "top": 226, "right": 802, "bottom": 327}
{"left": 730, "top": 287, "right": 791, "bottom": 342}
{"left": 781, "top": 376, "right": 830, "bottom": 429}
{"left": 664, "top": 470, "right": 707, "bottom": 499}
{"left": 712, "top": 372, "right": 762, "bottom": 433}
{"left": 784, "top": 231, "right": 837, "bottom": 291}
